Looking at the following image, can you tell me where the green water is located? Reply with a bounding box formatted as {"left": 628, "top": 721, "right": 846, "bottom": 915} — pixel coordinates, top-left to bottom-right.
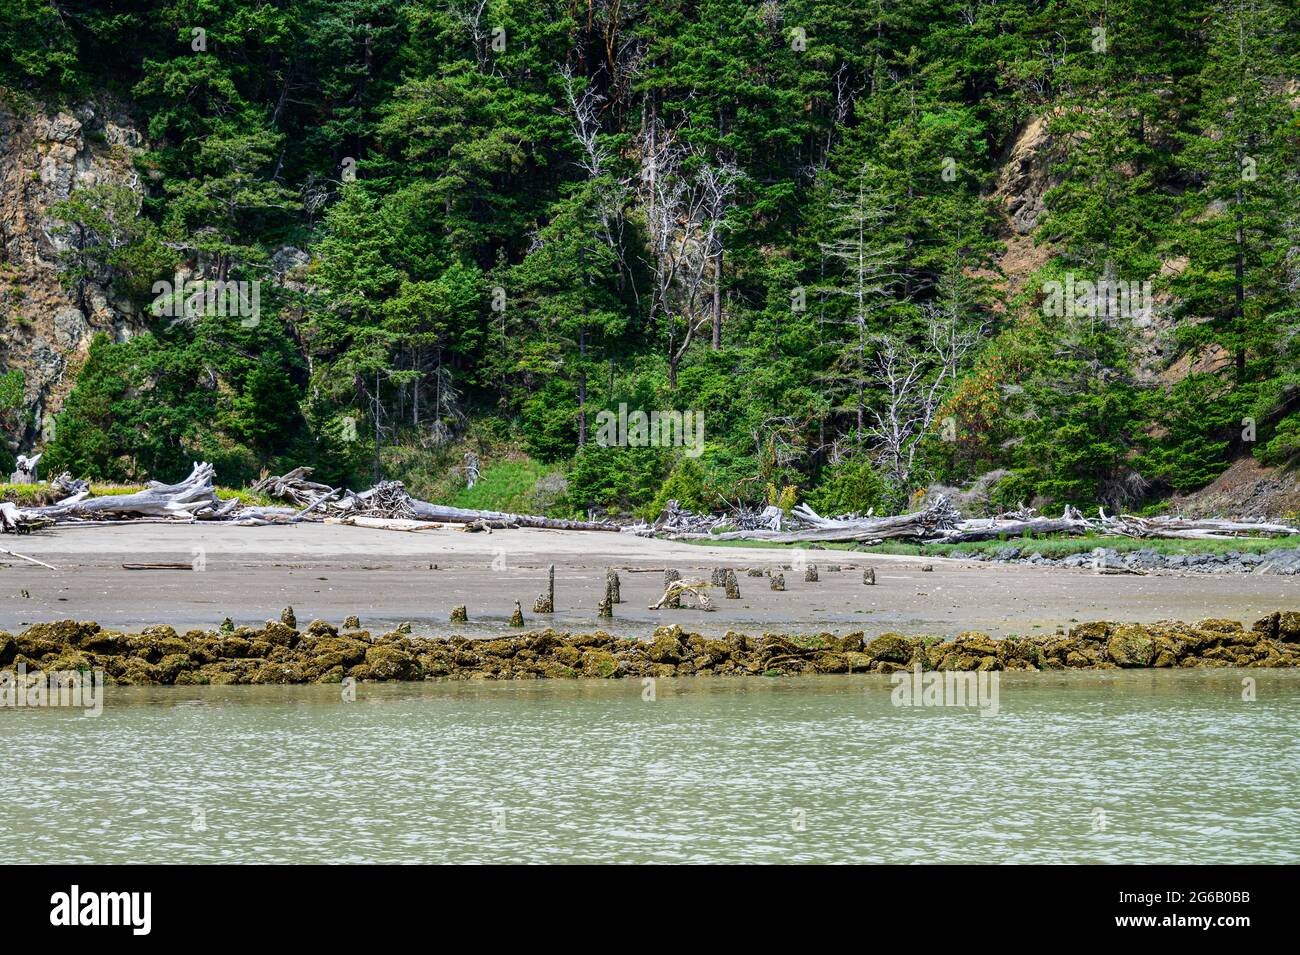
{"left": 2, "top": 670, "right": 1297, "bottom": 863}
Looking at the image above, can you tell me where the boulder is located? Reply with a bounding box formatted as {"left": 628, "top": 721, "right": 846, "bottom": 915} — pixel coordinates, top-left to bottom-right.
{"left": 863, "top": 633, "right": 915, "bottom": 664}
{"left": 1106, "top": 625, "right": 1156, "bottom": 667}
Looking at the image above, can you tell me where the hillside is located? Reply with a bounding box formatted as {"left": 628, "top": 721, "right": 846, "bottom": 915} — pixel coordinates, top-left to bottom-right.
{"left": 0, "top": 0, "right": 1297, "bottom": 519}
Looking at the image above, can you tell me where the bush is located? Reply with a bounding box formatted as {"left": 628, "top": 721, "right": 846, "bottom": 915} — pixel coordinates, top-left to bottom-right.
{"left": 988, "top": 471, "right": 1035, "bottom": 512}
{"left": 1257, "top": 414, "right": 1300, "bottom": 467}
{"left": 566, "top": 444, "right": 665, "bottom": 514}
{"left": 807, "top": 456, "right": 885, "bottom": 515}
{"left": 642, "top": 456, "right": 711, "bottom": 520}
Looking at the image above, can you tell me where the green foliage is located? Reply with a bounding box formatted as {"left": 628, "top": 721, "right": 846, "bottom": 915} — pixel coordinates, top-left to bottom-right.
{"left": 15, "top": 0, "right": 1300, "bottom": 515}
{"left": 807, "top": 455, "right": 886, "bottom": 515}
{"left": 567, "top": 444, "right": 666, "bottom": 515}
{"left": 1139, "top": 374, "right": 1244, "bottom": 492}
{"left": 988, "top": 472, "right": 1035, "bottom": 512}
{"left": 44, "top": 328, "right": 303, "bottom": 484}
{"left": 643, "top": 457, "right": 712, "bottom": 520}
{"left": 1257, "top": 415, "right": 1300, "bottom": 467}
{"left": 450, "top": 458, "right": 562, "bottom": 515}
{"left": 0, "top": 0, "right": 79, "bottom": 92}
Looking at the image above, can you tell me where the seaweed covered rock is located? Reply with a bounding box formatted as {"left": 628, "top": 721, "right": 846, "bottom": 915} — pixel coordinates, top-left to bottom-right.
{"left": 581, "top": 648, "right": 619, "bottom": 678}
{"left": 648, "top": 628, "right": 685, "bottom": 664}
{"left": 1106, "top": 625, "right": 1156, "bottom": 667}
{"left": 363, "top": 645, "right": 420, "bottom": 681}
{"left": 19, "top": 620, "right": 101, "bottom": 650}
{"left": 258, "top": 622, "right": 301, "bottom": 649}
{"left": 863, "top": 633, "right": 914, "bottom": 664}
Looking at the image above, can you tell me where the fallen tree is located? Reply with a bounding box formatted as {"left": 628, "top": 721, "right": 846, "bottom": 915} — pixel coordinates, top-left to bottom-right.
{"left": 672, "top": 497, "right": 962, "bottom": 544}
{"left": 26, "top": 462, "right": 233, "bottom": 523}
{"left": 661, "top": 497, "right": 1300, "bottom": 545}
{"left": 924, "top": 506, "right": 1093, "bottom": 543}
{"left": 336, "top": 481, "right": 620, "bottom": 531}
{"left": 1097, "top": 511, "right": 1300, "bottom": 540}
{"left": 8, "top": 462, "right": 1300, "bottom": 544}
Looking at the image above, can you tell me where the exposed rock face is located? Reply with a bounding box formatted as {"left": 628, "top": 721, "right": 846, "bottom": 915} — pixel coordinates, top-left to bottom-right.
{"left": 0, "top": 97, "right": 147, "bottom": 451}
{"left": 993, "top": 115, "right": 1054, "bottom": 237}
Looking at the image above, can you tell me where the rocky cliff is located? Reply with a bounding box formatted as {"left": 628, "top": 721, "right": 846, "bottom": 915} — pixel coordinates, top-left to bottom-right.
{"left": 0, "top": 96, "right": 147, "bottom": 455}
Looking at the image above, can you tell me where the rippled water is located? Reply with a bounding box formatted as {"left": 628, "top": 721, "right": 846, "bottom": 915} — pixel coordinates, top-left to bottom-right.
{"left": 2, "top": 670, "right": 1297, "bottom": 863}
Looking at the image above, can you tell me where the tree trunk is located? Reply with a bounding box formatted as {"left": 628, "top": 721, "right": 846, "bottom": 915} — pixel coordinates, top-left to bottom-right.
{"left": 578, "top": 328, "right": 588, "bottom": 446}
{"left": 711, "top": 245, "right": 723, "bottom": 349}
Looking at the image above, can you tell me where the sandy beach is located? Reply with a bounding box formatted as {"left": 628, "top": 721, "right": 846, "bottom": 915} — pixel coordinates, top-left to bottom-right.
{"left": 4, "top": 522, "right": 1299, "bottom": 637}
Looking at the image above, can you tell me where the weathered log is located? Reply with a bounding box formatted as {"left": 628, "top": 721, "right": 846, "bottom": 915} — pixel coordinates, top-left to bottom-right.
{"left": 649, "top": 578, "right": 715, "bottom": 611}
{"left": 533, "top": 564, "right": 555, "bottom": 613}
{"left": 926, "top": 516, "right": 1092, "bottom": 544}
{"left": 34, "top": 462, "right": 223, "bottom": 521}
{"left": 252, "top": 466, "right": 336, "bottom": 507}
{"left": 339, "top": 480, "right": 619, "bottom": 531}
{"left": 9, "top": 453, "right": 40, "bottom": 485}
{"left": 689, "top": 498, "right": 961, "bottom": 543}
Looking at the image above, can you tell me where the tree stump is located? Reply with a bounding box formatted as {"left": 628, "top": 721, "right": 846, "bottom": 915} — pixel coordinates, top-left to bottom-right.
{"left": 533, "top": 563, "right": 555, "bottom": 613}
{"left": 723, "top": 568, "right": 741, "bottom": 599}
{"left": 606, "top": 568, "right": 622, "bottom": 603}
{"left": 746, "top": 568, "right": 764, "bottom": 577}
{"left": 804, "top": 564, "right": 819, "bottom": 582}
{"left": 9, "top": 453, "right": 40, "bottom": 485}
{"left": 450, "top": 605, "right": 468, "bottom": 623}
{"left": 281, "top": 606, "right": 297, "bottom": 629}
{"left": 863, "top": 567, "right": 875, "bottom": 585}
{"left": 509, "top": 601, "right": 524, "bottom": 627}
{"left": 710, "top": 567, "right": 728, "bottom": 586}
{"left": 663, "top": 569, "right": 682, "bottom": 608}
{"left": 770, "top": 573, "right": 785, "bottom": 591}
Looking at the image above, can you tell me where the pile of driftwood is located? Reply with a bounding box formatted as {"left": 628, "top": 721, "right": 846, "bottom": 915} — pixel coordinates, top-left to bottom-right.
{"left": 654, "top": 497, "right": 1300, "bottom": 545}
{"left": 657, "top": 497, "right": 963, "bottom": 544}
{"left": 6, "top": 462, "right": 1300, "bottom": 544}
{"left": 647, "top": 500, "right": 785, "bottom": 536}
{"left": 0, "top": 463, "right": 620, "bottom": 534}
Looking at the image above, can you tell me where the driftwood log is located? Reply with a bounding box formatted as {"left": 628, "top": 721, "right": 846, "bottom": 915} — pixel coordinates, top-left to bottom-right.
{"left": 251, "top": 466, "right": 335, "bottom": 507}
{"left": 30, "top": 462, "right": 231, "bottom": 522}
{"left": 687, "top": 498, "right": 961, "bottom": 544}
{"left": 340, "top": 480, "right": 619, "bottom": 531}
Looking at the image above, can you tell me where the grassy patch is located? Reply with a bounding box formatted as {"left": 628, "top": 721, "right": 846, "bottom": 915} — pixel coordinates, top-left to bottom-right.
{"left": 0, "top": 482, "right": 274, "bottom": 507}
{"left": 689, "top": 531, "right": 1300, "bottom": 558}
{"left": 0, "top": 483, "right": 62, "bottom": 505}
{"left": 215, "top": 487, "right": 277, "bottom": 507}
{"left": 450, "top": 459, "right": 561, "bottom": 514}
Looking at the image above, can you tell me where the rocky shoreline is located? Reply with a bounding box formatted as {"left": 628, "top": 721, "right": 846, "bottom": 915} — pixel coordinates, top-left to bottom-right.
{"left": 970, "top": 545, "right": 1300, "bottom": 574}
{"left": 2, "top": 611, "right": 1299, "bottom": 685}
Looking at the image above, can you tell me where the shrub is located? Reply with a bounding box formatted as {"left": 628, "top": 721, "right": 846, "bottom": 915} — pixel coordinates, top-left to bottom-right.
{"left": 808, "top": 456, "right": 885, "bottom": 515}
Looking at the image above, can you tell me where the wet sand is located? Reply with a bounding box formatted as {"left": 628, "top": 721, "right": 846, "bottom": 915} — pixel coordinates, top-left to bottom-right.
{"left": 4, "top": 522, "right": 1299, "bottom": 637}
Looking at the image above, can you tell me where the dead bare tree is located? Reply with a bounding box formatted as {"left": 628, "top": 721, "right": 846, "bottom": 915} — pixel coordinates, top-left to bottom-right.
{"left": 867, "top": 300, "right": 982, "bottom": 493}
{"left": 642, "top": 126, "right": 744, "bottom": 385}
{"left": 816, "top": 164, "right": 905, "bottom": 431}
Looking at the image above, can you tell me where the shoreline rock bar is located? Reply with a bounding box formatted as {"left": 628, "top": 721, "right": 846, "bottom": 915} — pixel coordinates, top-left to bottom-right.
{"left": 3, "top": 614, "right": 1298, "bottom": 685}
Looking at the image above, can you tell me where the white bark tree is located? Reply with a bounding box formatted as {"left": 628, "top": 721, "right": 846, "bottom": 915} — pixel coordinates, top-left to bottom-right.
{"left": 642, "top": 126, "right": 743, "bottom": 385}
{"left": 816, "top": 163, "right": 905, "bottom": 431}
{"left": 868, "top": 287, "right": 983, "bottom": 492}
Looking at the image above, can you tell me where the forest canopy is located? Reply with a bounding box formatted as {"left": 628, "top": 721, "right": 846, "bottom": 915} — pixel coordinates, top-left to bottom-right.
{"left": 2, "top": 0, "right": 1298, "bottom": 518}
